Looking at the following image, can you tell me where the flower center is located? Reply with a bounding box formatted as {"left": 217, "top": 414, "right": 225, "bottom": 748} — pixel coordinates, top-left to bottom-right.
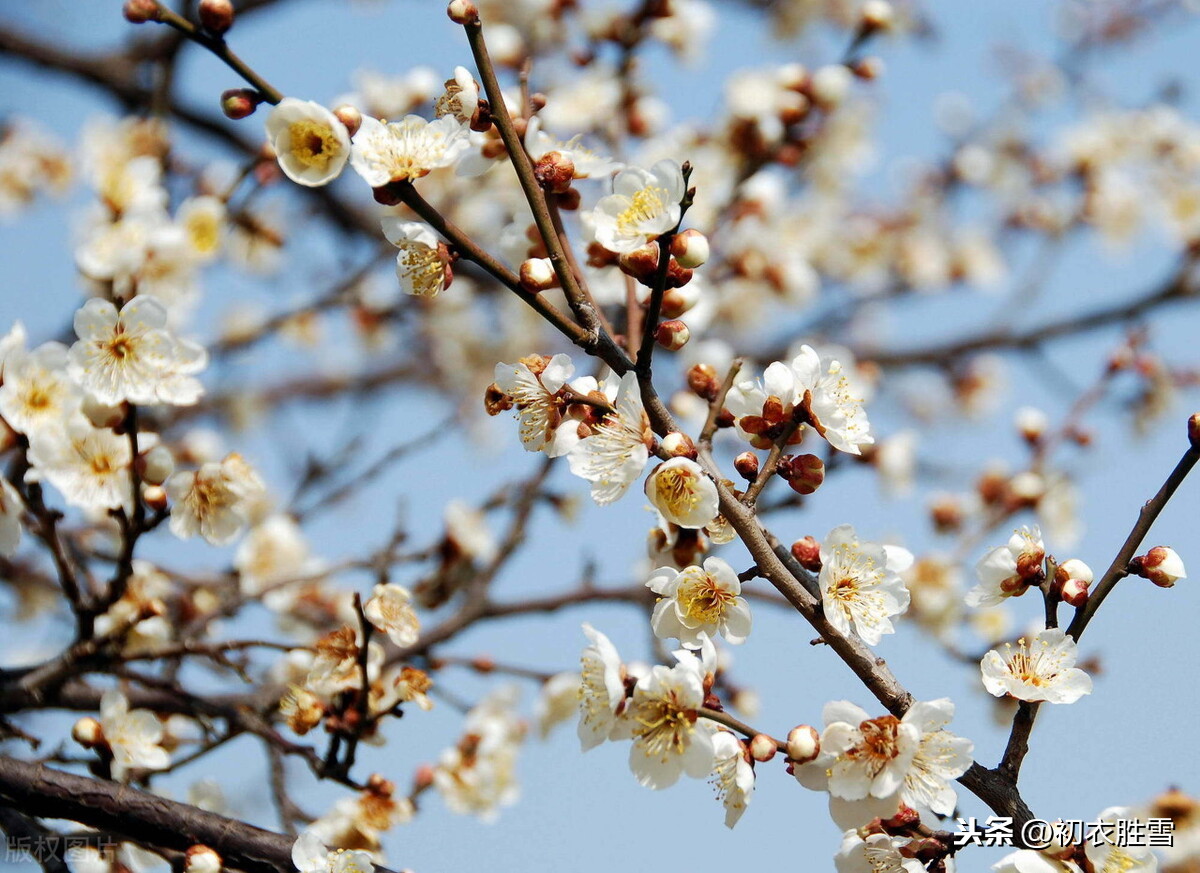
{"left": 633, "top": 692, "right": 696, "bottom": 761}
{"left": 843, "top": 715, "right": 902, "bottom": 775}
{"left": 617, "top": 186, "right": 668, "bottom": 233}
{"left": 655, "top": 467, "right": 699, "bottom": 514}
{"left": 105, "top": 332, "right": 136, "bottom": 361}
{"left": 288, "top": 120, "right": 339, "bottom": 171}
{"left": 677, "top": 570, "right": 735, "bottom": 624}
{"left": 396, "top": 243, "right": 444, "bottom": 297}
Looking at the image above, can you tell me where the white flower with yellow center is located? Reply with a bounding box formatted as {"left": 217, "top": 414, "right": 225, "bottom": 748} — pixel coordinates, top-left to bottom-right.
{"left": 835, "top": 832, "right": 927, "bottom": 873}
{"left": 980, "top": 627, "right": 1092, "bottom": 704}
{"left": 26, "top": 419, "right": 133, "bottom": 513}
{"left": 381, "top": 218, "right": 445, "bottom": 297}
{"left": 165, "top": 452, "right": 265, "bottom": 546}
{"left": 434, "top": 66, "right": 480, "bottom": 124}
{"left": 588, "top": 159, "right": 685, "bottom": 254}
{"left": 626, "top": 647, "right": 715, "bottom": 789}
{"left": 493, "top": 354, "right": 577, "bottom": 455}
{"left": 176, "top": 195, "right": 225, "bottom": 262}
{"left": 99, "top": 691, "right": 170, "bottom": 781}
{"left": 535, "top": 671, "right": 583, "bottom": 739}
{"left": 819, "top": 525, "right": 911, "bottom": 645}
{"left": 349, "top": 115, "right": 471, "bottom": 187}
{"left": 900, "top": 698, "right": 975, "bottom": 815}
{"left": 68, "top": 295, "right": 207, "bottom": 406}
{"left": 291, "top": 831, "right": 374, "bottom": 873}
{"left": 647, "top": 556, "right": 752, "bottom": 648}
{"left": 578, "top": 623, "right": 626, "bottom": 751}
{"left": 644, "top": 457, "right": 719, "bottom": 529}
{"left": 305, "top": 626, "right": 384, "bottom": 698}
{"left": 710, "top": 730, "right": 755, "bottom": 828}
{"left": 0, "top": 342, "right": 82, "bottom": 437}
{"left": 567, "top": 372, "right": 651, "bottom": 505}
{"left": 264, "top": 99, "right": 350, "bottom": 188}
{"left": 363, "top": 583, "right": 421, "bottom": 647}
{"left": 235, "top": 513, "right": 319, "bottom": 597}
{"left": 525, "top": 117, "right": 623, "bottom": 179}
{"left": 1085, "top": 807, "right": 1157, "bottom": 873}
{"left": 967, "top": 526, "right": 1045, "bottom": 607}
{"left": 992, "top": 850, "right": 1082, "bottom": 873}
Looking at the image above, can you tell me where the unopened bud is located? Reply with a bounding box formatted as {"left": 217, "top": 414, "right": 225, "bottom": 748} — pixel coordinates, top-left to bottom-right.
{"left": 1190, "top": 412, "right": 1200, "bottom": 449}
{"left": 334, "top": 104, "right": 363, "bottom": 138}
{"left": 860, "top": 0, "right": 895, "bottom": 30}
{"left": 790, "top": 536, "right": 822, "bottom": 573}
{"left": 123, "top": 0, "right": 160, "bottom": 23}
{"left": 138, "top": 444, "right": 175, "bottom": 486}
{"left": 72, "top": 717, "right": 104, "bottom": 748}
{"left": 749, "top": 734, "right": 777, "bottom": 762}
{"left": 221, "top": 89, "right": 259, "bottom": 120}
{"left": 655, "top": 320, "right": 690, "bottom": 352}
{"left": 413, "top": 763, "right": 436, "bottom": 791}
{"left": 82, "top": 395, "right": 124, "bottom": 430}
{"left": 734, "top": 452, "right": 760, "bottom": 481}
{"left": 1056, "top": 558, "right": 1093, "bottom": 586}
{"left": 660, "top": 431, "right": 697, "bottom": 459}
{"left": 1060, "top": 577, "right": 1089, "bottom": 608}
{"left": 670, "top": 229, "right": 709, "bottom": 269}
{"left": 184, "top": 846, "right": 222, "bottom": 873}
{"left": 618, "top": 243, "right": 661, "bottom": 284}
{"left": 659, "top": 282, "right": 701, "bottom": 319}
{"left": 850, "top": 56, "right": 884, "bottom": 80}
{"left": 471, "top": 655, "right": 495, "bottom": 672}
{"left": 198, "top": 0, "right": 235, "bottom": 35}
{"left": 1131, "top": 545, "right": 1187, "bottom": 588}
{"left": 484, "top": 383, "right": 514, "bottom": 415}
{"left": 929, "top": 494, "right": 964, "bottom": 533}
{"left": 779, "top": 453, "right": 824, "bottom": 495}
{"left": 534, "top": 151, "right": 575, "bottom": 194}
{"left": 143, "top": 484, "right": 168, "bottom": 512}
{"left": 686, "top": 363, "right": 719, "bottom": 401}
{"left": 1015, "top": 406, "right": 1048, "bottom": 444}
{"left": 786, "top": 724, "right": 820, "bottom": 763}
{"left": 519, "top": 257, "right": 558, "bottom": 292}
{"left": 663, "top": 260, "right": 694, "bottom": 289}
{"left": 882, "top": 804, "right": 921, "bottom": 829}
{"left": 556, "top": 187, "right": 582, "bottom": 210}
{"left": 809, "top": 65, "right": 853, "bottom": 108}
{"left": 446, "top": 0, "right": 479, "bottom": 24}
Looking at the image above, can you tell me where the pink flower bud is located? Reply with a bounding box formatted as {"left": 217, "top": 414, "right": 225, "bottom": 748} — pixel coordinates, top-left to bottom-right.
{"left": 850, "top": 57, "right": 884, "bottom": 80}
{"left": 123, "top": 0, "right": 160, "bottom": 23}
{"left": 1132, "top": 546, "right": 1186, "bottom": 588}
{"left": 779, "top": 453, "right": 825, "bottom": 495}
{"left": 617, "top": 244, "right": 661, "bottom": 284}
{"left": 198, "top": 0, "right": 235, "bottom": 35}
{"left": 446, "top": 0, "right": 479, "bottom": 24}
{"left": 786, "top": 724, "right": 820, "bottom": 764}
{"left": 519, "top": 257, "right": 557, "bottom": 292}
{"left": 1060, "top": 577, "right": 1089, "bottom": 608}
{"left": 791, "top": 536, "right": 822, "bottom": 572}
{"left": 334, "top": 104, "right": 363, "bottom": 138}
{"left": 670, "top": 228, "right": 709, "bottom": 269}
{"left": 659, "top": 282, "right": 701, "bottom": 319}
{"left": 655, "top": 320, "right": 690, "bottom": 352}
{"left": 734, "top": 452, "right": 760, "bottom": 481}
{"left": 660, "top": 431, "right": 697, "bottom": 459}
{"left": 686, "top": 363, "right": 720, "bottom": 401}
{"left": 749, "top": 734, "right": 777, "bottom": 762}
{"left": 534, "top": 151, "right": 576, "bottom": 194}
{"left": 221, "top": 89, "right": 259, "bottom": 120}
{"left": 413, "top": 763, "right": 436, "bottom": 790}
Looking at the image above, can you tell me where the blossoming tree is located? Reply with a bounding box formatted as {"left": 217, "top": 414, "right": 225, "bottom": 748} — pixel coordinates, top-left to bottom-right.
{"left": 0, "top": 0, "right": 1197, "bottom": 872}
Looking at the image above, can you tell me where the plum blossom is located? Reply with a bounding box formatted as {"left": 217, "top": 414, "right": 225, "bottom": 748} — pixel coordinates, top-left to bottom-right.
{"left": 493, "top": 354, "right": 575, "bottom": 453}
{"left": 567, "top": 372, "right": 651, "bottom": 504}
{"left": 578, "top": 623, "right": 626, "bottom": 750}
{"left": 362, "top": 583, "right": 421, "bottom": 647}
{"left": 349, "top": 115, "right": 471, "bottom": 187}
{"left": 0, "top": 342, "right": 83, "bottom": 436}
{"left": 966, "top": 526, "right": 1045, "bottom": 607}
{"left": 99, "top": 691, "right": 170, "bottom": 781}
{"left": 710, "top": 730, "right": 755, "bottom": 828}
{"left": 264, "top": 99, "right": 351, "bottom": 187}
{"left": 1085, "top": 807, "right": 1158, "bottom": 873}
{"left": 626, "top": 645, "right": 715, "bottom": 789}
{"left": 796, "top": 700, "right": 919, "bottom": 804}
{"left": 381, "top": 218, "right": 446, "bottom": 298}
{"left": 588, "top": 159, "right": 685, "bottom": 253}
{"left": 980, "top": 628, "right": 1092, "bottom": 704}
{"left": 646, "top": 556, "right": 752, "bottom": 647}
{"left": 524, "top": 117, "right": 623, "bottom": 179}
{"left": 433, "top": 685, "right": 525, "bottom": 820}
{"left": 819, "top": 525, "right": 911, "bottom": 645}
{"left": 643, "top": 457, "right": 719, "bottom": 529}
{"left": 835, "top": 831, "right": 927, "bottom": 873}
{"left": 291, "top": 831, "right": 374, "bottom": 873}
{"left": 26, "top": 419, "right": 133, "bottom": 513}
{"left": 165, "top": 452, "right": 265, "bottom": 546}
{"left": 68, "top": 296, "right": 206, "bottom": 406}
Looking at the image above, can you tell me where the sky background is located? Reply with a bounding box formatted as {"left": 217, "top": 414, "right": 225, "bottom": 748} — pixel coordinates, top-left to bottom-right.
{"left": 2, "top": 1, "right": 1200, "bottom": 871}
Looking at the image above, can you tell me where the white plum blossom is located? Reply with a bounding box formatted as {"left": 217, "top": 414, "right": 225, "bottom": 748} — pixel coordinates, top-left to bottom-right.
{"left": 992, "top": 850, "right": 1082, "bottom": 873}
{"left": 535, "top": 671, "right": 583, "bottom": 738}
{"left": 799, "top": 700, "right": 919, "bottom": 804}
{"left": 643, "top": 457, "right": 719, "bottom": 529}
{"left": 235, "top": 513, "right": 320, "bottom": 597}
{"left": 819, "top": 525, "right": 911, "bottom": 645}
{"left": 362, "top": 583, "right": 421, "bottom": 647}
{"left": 578, "top": 623, "right": 626, "bottom": 750}
{"left": 1085, "top": 807, "right": 1158, "bottom": 873}
{"left": 967, "top": 526, "right": 1045, "bottom": 607}
{"left": 68, "top": 296, "right": 206, "bottom": 406}
{"left": 99, "top": 691, "right": 170, "bottom": 781}
{"left": 900, "top": 698, "right": 975, "bottom": 815}
{"left": 0, "top": 342, "right": 83, "bottom": 436}
{"left": 646, "top": 556, "right": 752, "bottom": 648}
{"left": 175, "top": 195, "right": 225, "bottom": 262}
{"left": 264, "top": 99, "right": 351, "bottom": 188}
{"left": 588, "top": 159, "right": 685, "bottom": 254}
{"left": 980, "top": 627, "right": 1093, "bottom": 704}
{"left": 835, "top": 831, "right": 927, "bottom": 873}
{"left": 381, "top": 218, "right": 446, "bottom": 298}
{"left": 165, "top": 453, "right": 266, "bottom": 546}
{"left": 305, "top": 626, "right": 384, "bottom": 698}
{"left": 567, "top": 371, "right": 651, "bottom": 504}
{"left": 433, "top": 65, "right": 480, "bottom": 123}
{"left": 433, "top": 685, "right": 525, "bottom": 820}
{"left": 524, "top": 117, "right": 623, "bottom": 179}
{"left": 493, "top": 354, "right": 575, "bottom": 453}
{"left": 26, "top": 420, "right": 133, "bottom": 514}
{"left": 291, "top": 831, "right": 374, "bottom": 873}
{"left": 626, "top": 646, "right": 715, "bottom": 789}
{"left": 349, "top": 115, "right": 471, "bottom": 187}
{"left": 710, "top": 730, "right": 754, "bottom": 828}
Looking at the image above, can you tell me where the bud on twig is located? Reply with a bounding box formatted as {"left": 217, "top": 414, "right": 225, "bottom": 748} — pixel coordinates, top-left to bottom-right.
{"left": 655, "top": 320, "right": 690, "bottom": 351}
{"left": 123, "top": 0, "right": 160, "bottom": 23}
{"left": 72, "top": 717, "right": 104, "bottom": 748}
{"left": 221, "top": 89, "right": 259, "bottom": 120}
{"left": 1130, "top": 546, "right": 1187, "bottom": 588}
{"left": 534, "top": 151, "right": 576, "bottom": 194}
{"left": 618, "top": 244, "right": 660, "bottom": 285}
{"left": 670, "top": 229, "right": 709, "bottom": 269}
{"left": 791, "top": 536, "right": 821, "bottom": 572}
{"left": 334, "top": 104, "right": 363, "bottom": 138}
{"left": 1190, "top": 412, "right": 1200, "bottom": 450}
{"left": 185, "top": 846, "right": 223, "bottom": 873}
{"left": 778, "top": 453, "right": 825, "bottom": 495}
{"left": 447, "top": 0, "right": 479, "bottom": 24}
{"left": 686, "top": 363, "right": 720, "bottom": 401}
{"left": 198, "top": 0, "right": 235, "bottom": 35}
{"left": 520, "top": 257, "right": 558, "bottom": 293}
{"left": 786, "top": 724, "right": 820, "bottom": 764}
{"left": 1060, "top": 577, "right": 1089, "bottom": 608}
{"left": 749, "top": 734, "right": 777, "bottom": 762}
{"left": 734, "top": 452, "right": 760, "bottom": 481}
{"left": 660, "top": 432, "right": 697, "bottom": 459}
{"left": 143, "top": 485, "right": 168, "bottom": 512}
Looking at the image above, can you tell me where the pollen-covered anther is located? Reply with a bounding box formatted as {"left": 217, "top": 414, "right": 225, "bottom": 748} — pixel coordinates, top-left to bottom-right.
{"left": 670, "top": 229, "right": 709, "bottom": 269}
{"left": 749, "top": 733, "right": 777, "bottom": 762}
{"left": 790, "top": 536, "right": 822, "bottom": 572}
{"left": 655, "top": 320, "right": 690, "bottom": 352}
{"left": 519, "top": 257, "right": 558, "bottom": 293}
{"left": 786, "top": 724, "right": 820, "bottom": 764}
{"left": 534, "top": 151, "right": 576, "bottom": 194}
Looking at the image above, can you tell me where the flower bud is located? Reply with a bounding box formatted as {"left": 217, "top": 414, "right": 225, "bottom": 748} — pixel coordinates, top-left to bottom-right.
{"left": 185, "top": 846, "right": 222, "bottom": 873}
{"left": 534, "top": 151, "right": 576, "bottom": 194}
{"left": 749, "top": 733, "right": 777, "bottom": 762}
{"left": 617, "top": 243, "right": 661, "bottom": 284}
{"left": 123, "top": 0, "right": 160, "bottom": 23}
{"left": 850, "top": 57, "right": 884, "bottom": 80}
{"left": 779, "top": 453, "right": 824, "bottom": 495}
{"left": 686, "top": 363, "right": 719, "bottom": 401}
{"left": 734, "top": 452, "right": 760, "bottom": 481}
{"left": 1190, "top": 412, "right": 1200, "bottom": 450}
{"left": 413, "top": 763, "right": 436, "bottom": 791}
{"left": 1131, "top": 545, "right": 1187, "bottom": 588}
{"left": 663, "top": 260, "right": 694, "bottom": 289}
{"left": 556, "top": 187, "right": 582, "bottom": 210}
{"left": 1060, "top": 577, "right": 1089, "bottom": 608}
{"left": 790, "top": 536, "right": 822, "bottom": 573}
{"left": 882, "top": 804, "right": 921, "bottom": 829}
{"left": 1015, "top": 406, "right": 1048, "bottom": 444}
{"left": 198, "top": 0, "right": 235, "bottom": 35}
{"left": 786, "top": 724, "right": 820, "bottom": 764}
{"left": 659, "top": 282, "right": 701, "bottom": 319}
{"left": 809, "top": 65, "right": 853, "bottom": 108}
{"left": 660, "top": 431, "right": 697, "bottom": 459}
{"left": 655, "top": 320, "right": 690, "bottom": 352}
{"left": 82, "top": 395, "right": 124, "bottom": 430}
{"left": 446, "top": 0, "right": 479, "bottom": 24}
{"left": 333, "top": 104, "right": 363, "bottom": 138}
{"left": 1056, "top": 558, "right": 1093, "bottom": 586}
{"left": 72, "top": 717, "right": 104, "bottom": 748}
{"left": 138, "top": 444, "right": 175, "bottom": 486}
{"left": 143, "top": 484, "right": 168, "bottom": 511}
{"left": 860, "top": 0, "right": 894, "bottom": 30}
{"left": 670, "top": 229, "right": 709, "bottom": 269}
{"left": 519, "top": 257, "right": 558, "bottom": 293}
{"left": 221, "top": 89, "right": 259, "bottom": 120}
